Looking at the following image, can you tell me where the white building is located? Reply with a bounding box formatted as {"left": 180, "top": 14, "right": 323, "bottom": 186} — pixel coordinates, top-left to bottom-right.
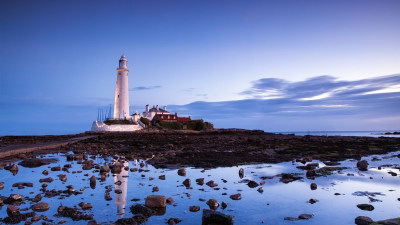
{"left": 142, "top": 104, "right": 169, "bottom": 121}
{"left": 113, "top": 55, "right": 130, "bottom": 119}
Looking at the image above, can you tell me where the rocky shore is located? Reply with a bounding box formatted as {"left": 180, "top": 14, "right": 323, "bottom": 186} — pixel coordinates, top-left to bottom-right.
{"left": 1, "top": 129, "right": 400, "bottom": 168}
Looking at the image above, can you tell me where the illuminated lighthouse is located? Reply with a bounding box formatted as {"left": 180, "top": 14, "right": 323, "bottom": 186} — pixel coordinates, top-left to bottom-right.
{"left": 113, "top": 55, "right": 130, "bottom": 119}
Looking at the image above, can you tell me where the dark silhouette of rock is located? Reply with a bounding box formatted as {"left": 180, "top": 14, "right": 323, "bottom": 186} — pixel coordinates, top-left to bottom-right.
{"left": 90, "top": 175, "right": 96, "bottom": 189}
{"left": 183, "top": 179, "right": 191, "bottom": 187}
{"left": 59, "top": 174, "right": 67, "bottom": 182}
{"left": 357, "top": 204, "right": 374, "bottom": 211}
{"left": 152, "top": 186, "right": 159, "bottom": 192}
{"left": 5, "top": 164, "right": 19, "bottom": 175}
{"left": 357, "top": 160, "right": 369, "bottom": 171}
{"left": 247, "top": 181, "right": 259, "bottom": 188}
{"left": 100, "top": 165, "right": 110, "bottom": 173}
{"left": 79, "top": 202, "right": 93, "bottom": 210}
{"left": 105, "top": 191, "right": 112, "bottom": 201}
{"left": 145, "top": 195, "right": 166, "bottom": 208}
{"left": 298, "top": 214, "right": 313, "bottom": 220}
{"left": 239, "top": 168, "right": 244, "bottom": 179}
{"left": 206, "top": 180, "right": 218, "bottom": 187}
{"left": 0, "top": 181, "right": 4, "bottom": 190}
{"left": 167, "top": 218, "right": 182, "bottom": 225}
{"left": 202, "top": 209, "right": 234, "bottom": 225}
{"left": 159, "top": 175, "right": 166, "bottom": 180}
{"left": 178, "top": 169, "right": 186, "bottom": 176}
{"left": 280, "top": 173, "right": 302, "bottom": 183}
{"left": 355, "top": 216, "right": 374, "bottom": 225}
{"left": 196, "top": 178, "right": 204, "bottom": 185}
{"left": 7, "top": 205, "right": 20, "bottom": 216}
{"left": 130, "top": 204, "right": 153, "bottom": 217}
{"left": 189, "top": 205, "right": 200, "bottom": 212}
{"left": 39, "top": 177, "right": 53, "bottom": 183}
{"left": 18, "top": 158, "right": 57, "bottom": 168}
{"left": 221, "top": 201, "right": 227, "bottom": 209}
{"left": 56, "top": 206, "right": 94, "bottom": 221}
{"left": 206, "top": 199, "right": 219, "bottom": 210}
{"left": 310, "top": 183, "right": 317, "bottom": 190}
{"left": 31, "top": 202, "right": 50, "bottom": 212}
{"left": 166, "top": 197, "right": 175, "bottom": 204}
{"left": 12, "top": 182, "right": 33, "bottom": 189}
{"left": 230, "top": 193, "right": 241, "bottom": 200}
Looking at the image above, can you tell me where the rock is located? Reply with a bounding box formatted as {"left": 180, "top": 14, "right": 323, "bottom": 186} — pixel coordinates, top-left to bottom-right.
{"left": 159, "top": 175, "right": 166, "bottom": 180}
{"left": 59, "top": 174, "right": 67, "bottom": 182}
{"left": 309, "top": 199, "right": 318, "bottom": 204}
{"left": 100, "top": 165, "right": 110, "bottom": 173}
{"left": 56, "top": 206, "right": 94, "bottom": 221}
{"left": 178, "top": 169, "right": 186, "bottom": 176}
{"left": 284, "top": 217, "right": 299, "bottom": 221}
{"left": 310, "top": 183, "right": 317, "bottom": 190}
{"left": 206, "top": 180, "right": 218, "bottom": 187}
{"left": 357, "top": 204, "right": 374, "bottom": 211}
{"left": 90, "top": 175, "right": 96, "bottom": 188}
{"left": 221, "top": 201, "right": 227, "bottom": 209}
{"left": 0, "top": 181, "right": 4, "bottom": 190}
{"left": 87, "top": 220, "right": 97, "bottom": 225}
{"left": 167, "top": 218, "right": 182, "bottom": 225}
{"left": 298, "top": 214, "right": 313, "bottom": 220}
{"left": 12, "top": 182, "right": 33, "bottom": 189}
{"left": 145, "top": 195, "right": 166, "bottom": 208}
{"left": 130, "top": 204, "right": 153, "bottom": 217}
{"left": 306, "top": 169, "right": 316, "bottom": 178}
{"left": 166, "top": 197, "right": 175, "bottom": 204}
{"left": 239, "top": 168, "right": 244, "bottom": 179}
{"left": 51, "top": 166, "right": 61, "bottom": 171}
{"left": 32, "top": 194, "right": 42, "bottom": 202}
{"left": 31, "top": 202, "right": 50, "bottom": 212}
{"left": 247, "top": 181, "right": 259, "bottom": 188}
{"left": 189, "top": 205, "right": 200, "bottom": 212}
{"left": 280, "top": 173, "right": 302, "bottom": 183}
{"left": 114, "top": 217, "right": 139, "bottom": 225}
{"left": 152, "top": 186, "right": 159, "bottom": 192}
{"left": 202, "top": 209, "right": 234, "bottom": 225}
{"left": 183, "top": 179, "right": 191, "bottom": 187}
{"left": 5, "top": 164, "right": 19, "bottom": 174}
{"left": 31, "top": 216, "right": 41, "bottom": 222}
{"left": 79, "top": 202, "right": 93, "bottom": 210}
{"left": 230, "top": 193, "right": 242, "bottom": 200}
{"left": 111, "top": 163, "right": 123, "bottom": 174}
{"left": 18, "top": 158, "right": 57, "bottom": 168}
{"left": 206, "top": 199, "right": 219, "bottom": 210}
{"left": 357, "top": 160, "right": 369, "bottom": 171}
{"left": 42, "top": 170, "right": 49, "bottom": 175}
{"left": 196, "top": 178, "right": 204, "bottom": 185}
{"left": 257, "top": 187, "right": 263, "bottom": 193}
{"left": 355, "top": 216, "right": 374, "bottom": 225}
{"left": 105, "top": 191, "right": 112, "bottom": 201}
{"left": 39, "top": 177, "right": 54, "bottom": 183}
{"left": 7, "top": 205, "right": 20, "bottom": 216}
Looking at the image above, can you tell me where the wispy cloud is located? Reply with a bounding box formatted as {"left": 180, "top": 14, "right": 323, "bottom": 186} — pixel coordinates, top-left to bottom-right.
{"left": 168, "top": 74, "right": 400, "bottom": 131}
{"left": 130, "top": 85, "right": 162, "bottom": 91}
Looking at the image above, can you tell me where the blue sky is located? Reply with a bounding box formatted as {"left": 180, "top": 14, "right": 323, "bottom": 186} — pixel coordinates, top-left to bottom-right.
{"left": 1, "top": 0, "right": 399, "bottom": 135}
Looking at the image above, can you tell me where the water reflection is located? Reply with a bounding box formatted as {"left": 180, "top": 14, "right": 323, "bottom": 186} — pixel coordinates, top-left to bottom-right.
{"left": 114, "top": 161, "right": 129, "bottom": 217}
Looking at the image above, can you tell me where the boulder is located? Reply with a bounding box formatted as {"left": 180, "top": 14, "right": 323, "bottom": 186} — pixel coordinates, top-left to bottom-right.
{"left": 298, "top": 214, "right": 313, "bottom": 220}
{"left": 310, "top": 183, "right": 317, "bottom": 190}
{"left": 247, "top": 181, "right": 259, "bottom": 188}
{"left": 355, "top": 216, "right": 374, "bottom": 225}
{"left": 90, "top": 175, "right": 96, "bottom": 188}
{"left": 178, "top": 169, "right": 186, "bottom": 176}
{"left": 31, "top": 202, "right": 50, "bottom": 212}
{"left": 7, "top": 205, "right": 20, "bottom": 216}
{"left": 145, "top": 195, "right": 166, "bottom": 208}
{"left": 230, "top": 193, "right": 242, "bottom": 200}
{"left": 206, "top": 199, "right": 219, "bottom": 210}
{"left": 183, "top": 179, "right": 191, "bottom": 187}
{"left": 202, "top": 209, "right": 234, "bottom": 225}
{"left": 357, "top": 204, "right": 374, "bottom": 211}
{"left": 196, "top": 178, "right": 204, "bottom": 185}
{"left": 239, "top": 168, "right": 244, "bottom": 179}
{"left": 189, "top": 205, "right": 200, "bottom": 212}
{"left": 18, "top": 158, "right": 57, "bottom": 168}
{"left": 357, "top": 160, "right": 369, "bottom": 171}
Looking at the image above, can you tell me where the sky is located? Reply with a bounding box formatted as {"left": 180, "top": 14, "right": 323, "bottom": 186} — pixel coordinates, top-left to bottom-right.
{"left": 0, "top": 0, "right": 399, "bottom": 135}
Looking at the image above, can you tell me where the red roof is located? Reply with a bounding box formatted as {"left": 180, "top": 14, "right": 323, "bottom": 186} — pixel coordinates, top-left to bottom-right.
{"left": 178, "top": 117, "right": 191, "bottom": 123}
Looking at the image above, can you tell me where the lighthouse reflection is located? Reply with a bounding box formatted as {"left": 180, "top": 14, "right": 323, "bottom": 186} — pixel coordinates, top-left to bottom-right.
{"left": 114, "top": 161, "right": 129, "bottom": 217}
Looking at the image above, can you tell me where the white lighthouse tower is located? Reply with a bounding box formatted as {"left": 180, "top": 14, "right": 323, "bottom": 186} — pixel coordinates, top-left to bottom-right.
{"left": 113, "top": 55, "right": 130, "bottom": 119}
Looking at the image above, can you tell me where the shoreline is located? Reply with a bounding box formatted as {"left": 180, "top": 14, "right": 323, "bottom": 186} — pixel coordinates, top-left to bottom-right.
{"left": 1, "top": 129, "right": 400, "bottom": 168}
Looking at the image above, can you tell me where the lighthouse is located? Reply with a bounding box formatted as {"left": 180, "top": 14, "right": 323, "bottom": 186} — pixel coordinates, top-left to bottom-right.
{"left": 113, "top": 55, "right": 130, "bottom": 119}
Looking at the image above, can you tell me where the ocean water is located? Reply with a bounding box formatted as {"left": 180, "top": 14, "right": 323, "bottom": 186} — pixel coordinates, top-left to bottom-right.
{"left": 0, "top": 151, "right": 399, "bottom": 224}
{"left": 275, "top": 131, "right": 400, "bottom": 138}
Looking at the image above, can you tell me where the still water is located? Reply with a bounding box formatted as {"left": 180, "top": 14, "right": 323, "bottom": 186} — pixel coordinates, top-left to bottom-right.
{"left": 0, "top": 151, "right": 399, "bottom": 224}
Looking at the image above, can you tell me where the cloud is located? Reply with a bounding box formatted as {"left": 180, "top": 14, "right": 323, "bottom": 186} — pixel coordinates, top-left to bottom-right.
{"left": 130, "top": 85, "right": 162, "bottom": 91}
{"left": 169, "top": 74, "right": 400, "bottom": 131}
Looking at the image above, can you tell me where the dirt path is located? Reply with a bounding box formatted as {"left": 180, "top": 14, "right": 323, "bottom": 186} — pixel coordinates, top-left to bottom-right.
{"left": 0, "top": 135, "right": 96, "bottom": 159}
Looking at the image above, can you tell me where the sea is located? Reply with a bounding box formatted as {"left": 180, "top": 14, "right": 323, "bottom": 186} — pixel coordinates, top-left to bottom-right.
{"left": 274, "top": 131, "right": 400, "bottom": 138}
